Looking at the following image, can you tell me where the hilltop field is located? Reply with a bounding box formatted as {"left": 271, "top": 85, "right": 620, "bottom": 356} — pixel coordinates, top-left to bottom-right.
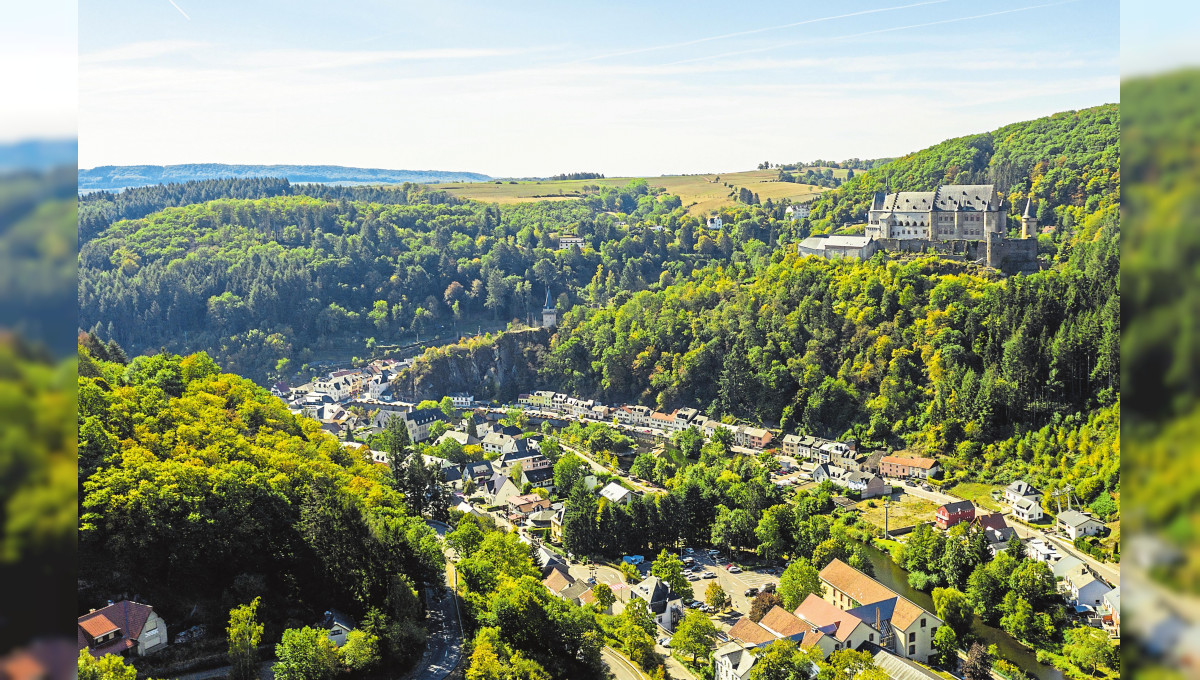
{"left": 429, "top": 168, "right": 830, "bottom": 215}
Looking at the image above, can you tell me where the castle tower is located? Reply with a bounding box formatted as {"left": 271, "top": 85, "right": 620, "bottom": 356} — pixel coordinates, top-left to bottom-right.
{"left": 1021, "top": 198, "right": 1038, "bottom": 239}
{"left": 542, "top": 287, "right": 557, "bottom": 329}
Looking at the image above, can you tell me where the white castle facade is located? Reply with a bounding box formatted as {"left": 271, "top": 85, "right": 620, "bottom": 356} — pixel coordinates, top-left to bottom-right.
{"left": 865, "top": 184, "right": 1008, "bottom": 241}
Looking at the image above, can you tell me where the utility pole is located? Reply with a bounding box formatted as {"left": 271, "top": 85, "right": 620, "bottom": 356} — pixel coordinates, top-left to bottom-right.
{"left": 884, "top": 498, "right": 890, "bottom": 539}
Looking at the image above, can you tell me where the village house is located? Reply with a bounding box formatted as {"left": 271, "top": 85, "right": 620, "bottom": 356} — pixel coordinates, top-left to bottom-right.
{"left": 819, "top": 559, "right": 943, "bottom": 663}
{"left": 738, "top": 426, "right": 773, "bottom": 450}
{"left": 1063, "top": 570, "right": 1112, "bottom": 610}
{"left": 973, "top": 513, "right": 1016, "bottom": 555}
{"left": 1010, "top": 495, "right": 1044, "bottom": 522}
{"left": 879, "top": 456, "right": 939, "bottom": 479}
{"left": 1056, "top": 510, "right": 1105, "bottom": 540}
{"left": 794, "top": 593, "right": 880, "bottom": 654}
{"left": 77, "top": 601, "right": 168, "bottom": 658}
{"left": 1101, "top": 588, "right": 1120, "bottom": 638}
{"left": 714, "top": 641, "right": 759, "bottom": 680}
{"left": 507, "top": 493, "right": 552, "bottom": 518}
{"left": 627, "top": 575, "right": 684, "bottom": 631}
{"left": 782, "top": 434, "right": 802, "bottom": 458}
{"left": 935, "top": 501, "right": 975, "bottom": 530}
{"left": 599, "top": 481, "right": 634, "bottom": 506}
{"left": 318, "top": 610, "right": 356, "bottom": 647}
{"left": 372, "top": 407, "right": 446, "bottom": 443}
{"left": 1026, "top": 538, "right": 1060, "bottom": 563}
{"left": 1004, "top": 480, "right": 1042, "bottom": 508}
{"left": 449, "top": 392, "right": 474, "bottom": 408}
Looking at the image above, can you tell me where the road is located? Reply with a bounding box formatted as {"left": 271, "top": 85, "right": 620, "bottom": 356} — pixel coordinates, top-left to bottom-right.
{"left": 405, "top": 521, "right": 465, "bottom": 680}
{"left": 601, "top": 647, "right": 647, "bottom": 680}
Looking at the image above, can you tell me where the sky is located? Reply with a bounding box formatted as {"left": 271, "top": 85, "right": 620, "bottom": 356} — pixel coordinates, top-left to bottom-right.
{"left": 76, "top": 0, "right": 1122, "bottom": 176}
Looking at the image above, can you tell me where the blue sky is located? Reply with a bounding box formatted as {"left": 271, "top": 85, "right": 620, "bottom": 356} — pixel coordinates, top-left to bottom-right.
{"left": 78, "top": 0, "right": 1120, "bottom": 175}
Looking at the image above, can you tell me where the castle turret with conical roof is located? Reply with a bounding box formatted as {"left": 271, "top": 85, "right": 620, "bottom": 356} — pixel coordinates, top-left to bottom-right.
{"left": 542, "top": 287, "right": 557, "bottom": 329}
{"left": 1021, "top": 197, "right": 1038, "bottom": 239}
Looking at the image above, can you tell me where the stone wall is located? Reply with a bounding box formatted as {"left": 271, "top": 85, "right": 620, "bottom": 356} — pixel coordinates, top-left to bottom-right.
{"left": 985, "top": 234, "right": 1038, "bottom": 273}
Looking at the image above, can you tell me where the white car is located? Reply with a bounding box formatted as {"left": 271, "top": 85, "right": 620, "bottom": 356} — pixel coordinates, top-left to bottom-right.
{"left": 728, "top": 566, "right": 742, "bottom": 574}
{"left": 702, "top": 571, "right": 717, "bottom": 579}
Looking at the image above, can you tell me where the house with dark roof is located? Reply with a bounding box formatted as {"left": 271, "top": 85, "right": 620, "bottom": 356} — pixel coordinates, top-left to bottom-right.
{"left": 318, "top": 610, "right": 356, "bottom": 647}
{"left": 935, "top": 501, "right": 975, "bottom": 530}
{"left": 77, "top": 601, "right": 168, "bottom": 658}
{"left": 1004, "top": 480, "right": 1042, "bottom": 507}
{"left": 521, "top": 465, "right": 555, "bottom": 491}
{"left": 625, "top": 575, "right": 683, "bottom": 631}
{"left": 972, "top": 513, "right": 1016, "bottom": 555}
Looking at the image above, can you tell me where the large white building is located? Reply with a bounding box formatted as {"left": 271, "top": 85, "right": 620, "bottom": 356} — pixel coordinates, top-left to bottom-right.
{"left": 866, "top": 184, "right": 1007, "bottom": 241}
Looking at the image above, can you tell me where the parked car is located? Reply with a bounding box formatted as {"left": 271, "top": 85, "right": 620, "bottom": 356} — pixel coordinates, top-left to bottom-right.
{"left": 622, "top": 555, "right": 645, "bottom": 565}
{"left": 729, "top": 565, "right": 742, "bottom": 574}
{"left": 659, "top": 638, "right": 672, "bottom": 648}
{"left": 684, "top": 547, "right": 695, "bottom": 555}
{"left": 702, "top": 571, "right": 717, "bottom": 579}
{"left": 745, "top": 587, "right": 759, "bottom": 597}
{"left": 687, "top": 574, "right": 699, "bottom": 581}
{"left": 763, "top": 582, "right": 777, "bottom": 593}
{"left": 586, "top": 576, "right": 597, "bottom": 585}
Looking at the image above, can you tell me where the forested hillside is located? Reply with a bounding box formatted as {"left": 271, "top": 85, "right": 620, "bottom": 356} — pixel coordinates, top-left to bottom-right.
{"left": 77, "top": 344, "right": 444, "bottom": 666}
{"left": 805, "top": 104, "right": 1120, "bottom": 235}
{"left": 79, "top": 178, "right": 799, "bottom": 382}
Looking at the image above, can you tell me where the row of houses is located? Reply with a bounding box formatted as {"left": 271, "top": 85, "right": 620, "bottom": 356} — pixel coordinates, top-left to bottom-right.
{"left": 716, "top": 558, "right": 944, "bottom": 680}
{"left": 301, "top": 358, "right": 405, "bottom": 403}
{"left": 515, "top": 392, "right": 776, "bottom": 450}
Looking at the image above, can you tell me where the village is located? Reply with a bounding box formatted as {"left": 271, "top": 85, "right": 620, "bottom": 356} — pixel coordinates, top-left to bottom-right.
{"left": 89, "top": 365, "right": 1102, "bottom": 680}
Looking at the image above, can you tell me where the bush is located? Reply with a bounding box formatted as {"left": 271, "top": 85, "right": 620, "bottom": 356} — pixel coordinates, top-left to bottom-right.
{"left": 908, "top": 570, "right": 937, "bottom": 591}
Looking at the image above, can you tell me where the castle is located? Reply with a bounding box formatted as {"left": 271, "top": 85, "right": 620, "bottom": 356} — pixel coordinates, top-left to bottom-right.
{"left": 798, "top": 184, "right": 1039, "bottom": 273}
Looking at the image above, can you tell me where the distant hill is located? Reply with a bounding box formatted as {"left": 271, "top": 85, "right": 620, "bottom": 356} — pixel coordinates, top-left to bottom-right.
{"left": 78, "top": 163, "right": 492, "bottom": 192}
{"left": 0, "top": 139, "right": 77, "bottom": 172}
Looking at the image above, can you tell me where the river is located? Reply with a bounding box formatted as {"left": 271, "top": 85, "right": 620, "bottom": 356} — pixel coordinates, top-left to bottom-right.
{"left": 861, "top": 545, "right": 1064, "bottom": 680}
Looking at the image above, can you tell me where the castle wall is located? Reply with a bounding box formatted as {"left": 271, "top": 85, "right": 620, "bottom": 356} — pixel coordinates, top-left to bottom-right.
{"left": 985, "top": 234, "right": 1038, "bottom": 273}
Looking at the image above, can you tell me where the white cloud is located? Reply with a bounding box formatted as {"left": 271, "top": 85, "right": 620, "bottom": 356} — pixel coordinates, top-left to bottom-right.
{"left": 82, "top": 39, "right": 209, "bottom": 64}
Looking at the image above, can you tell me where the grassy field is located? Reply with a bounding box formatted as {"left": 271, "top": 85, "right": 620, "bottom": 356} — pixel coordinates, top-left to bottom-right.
{"left": 946, "top": 481, "right": 1002, "bottom": 512}
{"left": 858, "top": 493, "right": 937, "bottom": 533}
{"left": 428, "top": 169, "right": 828, "bottom": 216}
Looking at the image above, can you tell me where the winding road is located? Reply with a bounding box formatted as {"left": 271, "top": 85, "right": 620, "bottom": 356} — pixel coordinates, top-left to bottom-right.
{"left": 406, "top": 520, "right": 465, "bottom": 680}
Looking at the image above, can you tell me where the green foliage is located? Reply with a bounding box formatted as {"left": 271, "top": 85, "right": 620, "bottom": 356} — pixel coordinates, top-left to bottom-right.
{"left": 651, "top": 549, "right": 693, "bottom": 601}
{"left": 963, "top": 643, "right": 993, "bottom": 680}
{"left": 1062, "top": 626, "right": 1117, "bottom": 675}
{"left": 933, "top": 626, "right": 959, "bottom": 668}
{"left": 591, "top": 582, "right": 616, "bottom": 611}
{"left": 932, "top": 587, "right": 973, "bottom": 636}
{"left": 228, "top": 597, "right": 264, "bottom": 680}
{"left": 778, "top": 556, "right": 823, "bottom": 610}
{"left": 806, "top": 104, "right": 1119, "bottom": 235}
{"left": 78, "top": 650, "right": 141, "bottom": 680}
{"left": 340, "top": 629, "right": 382, "bottom": 674}
{"left": 77, "top": 349, "right": 442, "bottom": 649}
{"left": 746, "top": 639, "right": 811, "bottom": 680}
{"left": 705, "top": 581, "right": 731, "bottom": 610}
{"left": 273, "top": 627, "right": 340, "bottom": 680}
{"left": 671, "top": 609, "right": 718, "bottom": 664}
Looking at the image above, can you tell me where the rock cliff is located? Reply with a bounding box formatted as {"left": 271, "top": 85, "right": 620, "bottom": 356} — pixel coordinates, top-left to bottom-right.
{"left": 390, "top": 328, "right": 551, "bottom": 403}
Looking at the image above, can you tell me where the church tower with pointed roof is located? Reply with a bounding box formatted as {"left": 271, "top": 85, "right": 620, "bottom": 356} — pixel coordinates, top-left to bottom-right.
{"left": 1021, "top": 197, "right": 1038, "bottom": 239}
{"left": 541, "top": 287, "right": 557, "bottom": 329}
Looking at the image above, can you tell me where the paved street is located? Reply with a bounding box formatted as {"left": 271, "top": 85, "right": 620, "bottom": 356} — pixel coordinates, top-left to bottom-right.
{"left": 405, "top": 521, "right": 465, "bottom": 680}
{"left": 601, "top": 647, "right": 647, "bottom": 680}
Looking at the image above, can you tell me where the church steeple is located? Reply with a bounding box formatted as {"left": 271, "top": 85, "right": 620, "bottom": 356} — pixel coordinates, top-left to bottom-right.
{"left": 541, "top": 286, "right": 557, "bottom": 329}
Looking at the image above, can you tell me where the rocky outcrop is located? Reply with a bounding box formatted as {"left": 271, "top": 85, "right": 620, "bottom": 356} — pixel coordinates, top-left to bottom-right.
{"left": 390, "top": 328, "right": 551, "bottom": 403}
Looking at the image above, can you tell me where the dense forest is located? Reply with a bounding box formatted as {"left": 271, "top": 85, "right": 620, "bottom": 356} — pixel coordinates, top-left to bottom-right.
{"left": 0, "top": 167, "right": 77, "bottom": 355}
{"left": 1122, "top": 69, "right": 1200, "bottom": 600}
{"left": 77, "top": 345, "right": 444, "bottom": 668}
{"left": 79, "top": 178, "right": 805, "bottom": 383}
{"left": 804, "top": 104, "right": 1120, "bottom": 235}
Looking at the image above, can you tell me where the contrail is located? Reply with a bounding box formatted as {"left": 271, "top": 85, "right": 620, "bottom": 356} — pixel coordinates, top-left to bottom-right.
{"left": 578, "top": 0, "right": 953, "bottom": 63}
{"left": 167, "top": 0, "right": 191, "bottom": 20}
{"left": 667, "top": 0, "right": 1081, "bottom": 66}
